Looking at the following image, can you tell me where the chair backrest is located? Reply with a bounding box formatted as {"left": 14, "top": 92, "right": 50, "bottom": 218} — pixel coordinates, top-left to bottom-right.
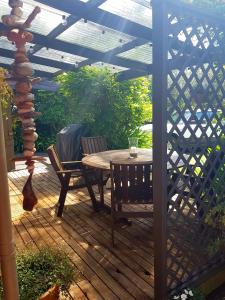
{"left": 110, "top": 161, "right": 153, "bottom": 204}
{"left": 47, "top": 145, "right": 64, "bottom": 182}
{"left": 81, "top": 136, "right": 108, "bottom": 155}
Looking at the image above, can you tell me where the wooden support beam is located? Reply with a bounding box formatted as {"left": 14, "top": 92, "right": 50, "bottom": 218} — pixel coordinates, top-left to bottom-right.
{"left": 0, "top": 48, "right": 73, "bottom": 71}
{"left": 31, "top": 0, "right": 107, "bottom": 55}
{"left": 0, "top": 63, "right": 54, "bottom": 78}
{"left": 117, "top": 68, "right": 152, "bottom": 81}
{"left": 78, "top": 38, "right": 147, "bottom": 69}
{"left": 0, "top": 104, "right": 19, "bottom": 300}
{"left": 0, "top": 23, "right": 149, "bottom": 72}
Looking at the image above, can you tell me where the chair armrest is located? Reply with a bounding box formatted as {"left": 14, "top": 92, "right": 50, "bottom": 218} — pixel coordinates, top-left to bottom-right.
{"left": 56, "top": 169, "right": 82, "bottom": 174}
{"left": 62, "top": 161, "right": 83, "bottom": 170}
{"left": 62, "top": 161, "right": 82, "bottom": 165}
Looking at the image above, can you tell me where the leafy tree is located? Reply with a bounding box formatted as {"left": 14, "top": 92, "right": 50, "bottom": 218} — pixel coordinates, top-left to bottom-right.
{"left": 13, "top": 67, "right": 152, "bottom": 152}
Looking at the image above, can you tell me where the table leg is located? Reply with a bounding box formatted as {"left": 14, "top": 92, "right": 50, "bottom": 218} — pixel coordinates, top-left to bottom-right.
{"left": 98, "top": 170, "right": 104, "bottom": 206}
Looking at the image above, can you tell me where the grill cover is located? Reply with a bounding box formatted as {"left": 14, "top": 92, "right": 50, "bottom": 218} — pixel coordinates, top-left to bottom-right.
{"left": 56, "top": 124, "right": 89, "bottom": 161}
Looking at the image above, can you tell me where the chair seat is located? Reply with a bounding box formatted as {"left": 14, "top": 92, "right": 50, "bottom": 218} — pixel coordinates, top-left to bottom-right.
{"left": 69, "top": 170, "right": 99, "bottom": 189}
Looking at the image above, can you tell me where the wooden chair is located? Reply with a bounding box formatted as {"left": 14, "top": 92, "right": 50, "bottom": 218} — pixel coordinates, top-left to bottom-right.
{"left": 81, "top": 136, "right": 109, "bottom": 206}
{"left": 110, "top": 161, "right": 153, "bottom": 246}
{"left": 47, "top": 145, "right": 99, "bottom": 217}
{"left": 81, "top": 136, "right": 108, "bottom": 155}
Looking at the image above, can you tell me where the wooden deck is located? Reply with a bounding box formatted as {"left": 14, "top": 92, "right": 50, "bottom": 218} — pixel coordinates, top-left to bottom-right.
{"left": 8, "top": 160, "right": 155, "bottom": 300}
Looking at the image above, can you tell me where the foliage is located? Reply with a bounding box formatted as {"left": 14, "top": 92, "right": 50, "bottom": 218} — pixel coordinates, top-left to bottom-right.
{"left": 0, "top": 247, "right": 75, "bottom": 300}
{"left": 204, "top": 145, "right": 225, "bottom": 255}
{"left": 171, "top": 288, "right": 205, "bottom": 300}
{"left": 0, "top": 67, "right": 12, "bottom": 108}
{"left": 13, "top": 89, "right": 71, "bottom": 153}
{"left": 56, "top": 66, "right": 152, "bottom": 149}
{"left": 13, "top": 66, "right": 152, "bottom": 153}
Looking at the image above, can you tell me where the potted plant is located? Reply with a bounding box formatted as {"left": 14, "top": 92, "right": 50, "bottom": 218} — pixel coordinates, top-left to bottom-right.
{"left": 0, "top": 246, "right": 75, "bottom": 300}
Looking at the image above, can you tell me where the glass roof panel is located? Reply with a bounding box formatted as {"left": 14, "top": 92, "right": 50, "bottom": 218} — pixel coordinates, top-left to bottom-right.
{"left": 34, "top": 48, "right": 87, "bottom": 64}
{"left": 99, "top": 0, "right": 152, "bottom": 28}
{"left": 0, "top": 56, "right": 14, "bottom": 65}
{"left": 31, "top": 63, "right": 60, "bottom": 73}
{"left": 0, "top": 36, "right": 34, "bottom": 52}
{"left": 1, "top": 0, "right": 69, "bottom": 35}
{"left": 0, "top": 37, "right": 15, "bottom": 51}
{"left": 92, "top": 62, "right": 129, "bottom": 73}
{"left": 117, "top": 43, "right": 152, "bottom": 64}
{"left": 0, "top": 55, "right": 60, "bottom": 73}
{"left": 57, "top": 19, "right": 135, "bottom": 53}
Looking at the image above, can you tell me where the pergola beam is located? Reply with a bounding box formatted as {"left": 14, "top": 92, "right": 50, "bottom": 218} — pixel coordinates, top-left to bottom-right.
{"left": 0, "top": 23, "right": 150, "bottom": 72}
{"left": 117, "top": 68, "right": 152, "bottom": 81}
{"left": 78, "top": 38, "right": 147, "bottom": 69}
{"left": 0, "top": 48, "right": 74, "bottom": 71}
{"left": 0, "top": 63, "right": 53, "bottom": 78}
{"left": 31, "top": 0, "right": 107, "bottom": 55}
{"left": 36, "top": 0, "right": 153, "bottom": 41}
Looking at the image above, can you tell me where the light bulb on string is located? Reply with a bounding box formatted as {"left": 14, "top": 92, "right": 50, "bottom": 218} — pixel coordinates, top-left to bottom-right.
{"left": 62, "top": 15, "right": 68, "bottom": 26}
{"left": 29, "top": 46, "right": 34, "bottom": 54}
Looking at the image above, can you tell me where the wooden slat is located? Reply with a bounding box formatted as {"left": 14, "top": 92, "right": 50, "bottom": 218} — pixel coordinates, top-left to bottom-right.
{"left": 9, "top": 163, "right": 155, "bottom": 299}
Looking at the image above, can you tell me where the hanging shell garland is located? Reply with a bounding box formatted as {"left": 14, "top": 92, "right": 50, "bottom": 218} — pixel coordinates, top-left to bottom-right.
{"left": 1, "top": 1, "right": 42, "bottom": 211}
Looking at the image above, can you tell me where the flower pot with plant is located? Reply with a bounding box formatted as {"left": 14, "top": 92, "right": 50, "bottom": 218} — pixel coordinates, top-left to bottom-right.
{"left": 0, "top": 246, "right": 75, "bottom": 300}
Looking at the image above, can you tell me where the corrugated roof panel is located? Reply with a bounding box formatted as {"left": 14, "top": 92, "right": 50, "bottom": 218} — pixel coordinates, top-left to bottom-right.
{"left": 92, "top": 62, "right": 129, "bottom": 73}
{"left": 34, "top": 48, "right": 87, "bottom": 64}
{"left": 57, "top": 19, "right": 135, "bottom": 53}
{"left": 117, "top": 43, "right": 152, "bottom": 64}
{"left": 99, "top": 0, "right": 152, "bottom": 28}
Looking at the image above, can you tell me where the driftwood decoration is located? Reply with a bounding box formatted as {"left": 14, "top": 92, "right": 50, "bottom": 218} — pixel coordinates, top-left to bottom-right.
{"left": 1, "top": 1, "right": 42, "bottom": 211}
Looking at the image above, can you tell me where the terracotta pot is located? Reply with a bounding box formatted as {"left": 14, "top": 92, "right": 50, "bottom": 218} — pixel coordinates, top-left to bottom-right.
{"left": 39, "top": 284, "right": 60, "bottom": 300}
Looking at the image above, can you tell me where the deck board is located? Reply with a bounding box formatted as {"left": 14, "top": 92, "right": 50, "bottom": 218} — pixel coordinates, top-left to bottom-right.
{"left": 8, "top": 162, "right": 155, "bottom": 300}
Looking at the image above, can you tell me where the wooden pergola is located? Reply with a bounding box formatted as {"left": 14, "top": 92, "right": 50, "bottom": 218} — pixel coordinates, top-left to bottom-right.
{"left": 1, "top": 0, "right": 225, "bottom": 299}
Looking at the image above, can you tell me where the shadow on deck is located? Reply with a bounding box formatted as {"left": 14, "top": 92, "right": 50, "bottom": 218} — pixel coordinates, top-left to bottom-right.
{"left": 9, "top": 162, "right": 154, "bottom": 300}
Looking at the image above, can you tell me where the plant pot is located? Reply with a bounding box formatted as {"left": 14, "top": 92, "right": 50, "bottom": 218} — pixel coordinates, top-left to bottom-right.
{"left": 39, "top": 285, "right": 60, "bottom": 300}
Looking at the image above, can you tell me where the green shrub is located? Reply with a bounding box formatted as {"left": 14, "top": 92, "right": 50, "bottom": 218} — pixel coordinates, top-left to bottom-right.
{"left": 13, "top": 66, "right": 152, "bottom": 153}
{"left": 0, "top": 247, "right": 75, "bottom": 300}
{"left": 56, "top": 66, "right": 152, "bottom": 149}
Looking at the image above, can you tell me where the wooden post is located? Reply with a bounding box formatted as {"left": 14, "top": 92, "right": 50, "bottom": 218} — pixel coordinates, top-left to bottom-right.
{"left": 3, "top": 103, "right": 15, "bottom": 171}
{"left": 152, "top": 0, "right": 168, "bottom": 299}
{"left": 0, "top": 104, "right": 19, "bottom": 299}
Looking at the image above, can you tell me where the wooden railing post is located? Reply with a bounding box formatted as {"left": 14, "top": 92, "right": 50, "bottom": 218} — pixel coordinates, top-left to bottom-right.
{"left": 0, "top": 104, "right": 19, "bottom": 300}
{"left": 152, "top": 0, "right": 168, "bottom": 299}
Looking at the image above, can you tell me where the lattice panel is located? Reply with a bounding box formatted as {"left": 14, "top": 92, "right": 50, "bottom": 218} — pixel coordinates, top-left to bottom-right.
{"left": 166, "top": 2, "right": 225, "bottom": 293}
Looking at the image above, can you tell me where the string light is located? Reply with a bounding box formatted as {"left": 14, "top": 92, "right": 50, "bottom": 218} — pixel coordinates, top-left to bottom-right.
{"left": 62, "top": 15, "right": 68, "bottom": 26}
{"left": 29, "top": 46, "right": 34, "bottom": 53}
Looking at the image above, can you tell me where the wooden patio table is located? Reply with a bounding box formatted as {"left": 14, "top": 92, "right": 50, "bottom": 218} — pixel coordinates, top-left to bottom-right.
{"left": 82, "top": 148, "right": 153, "bottom": 170}
{"left": 82, "top": 148, "right": 184, "bottom": 211}
{"left": 82, "top": 148, "right": 153, "bottom": 212}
